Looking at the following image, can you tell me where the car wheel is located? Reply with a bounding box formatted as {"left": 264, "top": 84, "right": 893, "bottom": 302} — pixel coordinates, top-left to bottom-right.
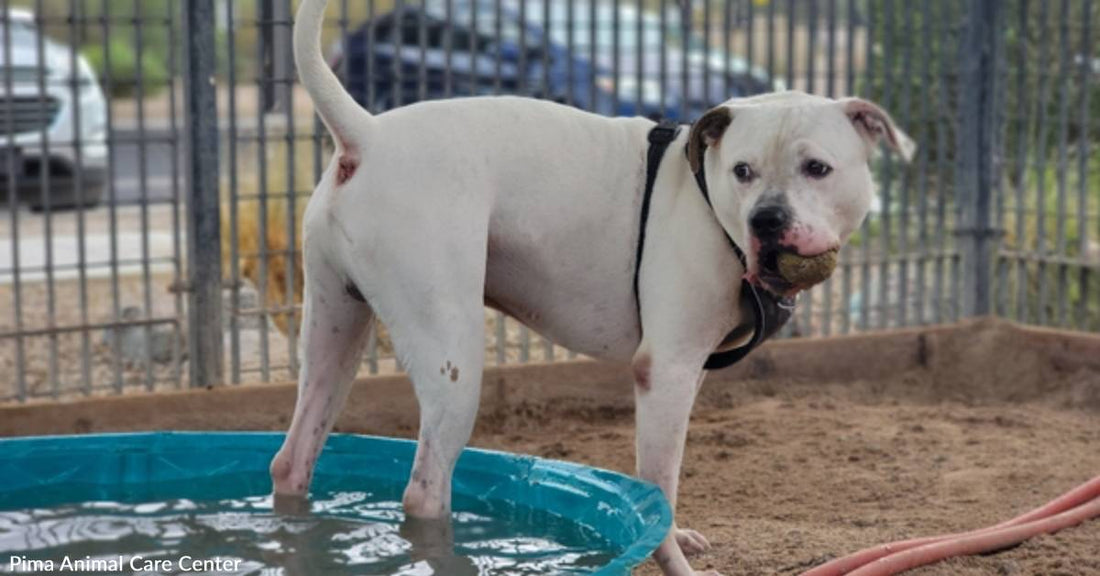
{"left": 25, "top": 181, "right": 105, "bottom": 212}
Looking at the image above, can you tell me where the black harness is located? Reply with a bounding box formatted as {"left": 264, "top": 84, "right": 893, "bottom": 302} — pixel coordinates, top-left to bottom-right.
{"left": 634, "top": 120, "right": 795, "bottom": 371}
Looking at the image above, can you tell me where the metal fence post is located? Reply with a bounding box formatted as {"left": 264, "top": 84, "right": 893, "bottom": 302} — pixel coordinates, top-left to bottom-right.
{"left": 183, "top": 0, "right": 223, "bottom": 387}
{"left": 956, "top": 0, "right": 1001, "bottom": 317}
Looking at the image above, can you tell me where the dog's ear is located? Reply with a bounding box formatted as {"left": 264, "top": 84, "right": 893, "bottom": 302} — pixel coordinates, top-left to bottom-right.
{"left": 841, "top": 98, "right": 916, "bottom": 162}
{"left": 688, "top": 106, "right": 733, "bottom": 173}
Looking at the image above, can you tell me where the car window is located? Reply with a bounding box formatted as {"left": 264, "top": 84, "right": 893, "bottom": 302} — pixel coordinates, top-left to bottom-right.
{"left": 368, "top": 8, "right": 497, "bottom": 56}
{"left": 533, "top": 0, "right": 706, "bottom": 53}
{"left": 380, "top": 10, "right": 434, "bottom": 45}
{"left": 0, "top": 21, "right": 38, "bottom": 47}
{"left": 421, "top": 0, "right": 713, "bottom": 55}
{"left": 423, "top": 0, "right": 563, "bottom": 50}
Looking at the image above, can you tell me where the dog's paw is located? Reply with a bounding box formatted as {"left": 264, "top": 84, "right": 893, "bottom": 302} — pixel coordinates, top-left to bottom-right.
{"left": 272, "top": 492, "right": 311, "bottom": 516}
{"left": 675, "top": 528, "right": 712, "bottom": 556}
{"left": 269, "top": 452, "right": 310, "bottom": 495}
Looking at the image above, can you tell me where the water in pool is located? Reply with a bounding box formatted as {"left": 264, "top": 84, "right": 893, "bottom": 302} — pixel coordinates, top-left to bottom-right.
{"left": 0, "top": 474, "right": 619, "bottom": 575}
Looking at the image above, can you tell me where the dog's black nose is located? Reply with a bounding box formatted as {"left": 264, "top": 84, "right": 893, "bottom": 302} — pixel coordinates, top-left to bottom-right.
{"left": 749, "top": 205, "right": 790, "bottom": 238}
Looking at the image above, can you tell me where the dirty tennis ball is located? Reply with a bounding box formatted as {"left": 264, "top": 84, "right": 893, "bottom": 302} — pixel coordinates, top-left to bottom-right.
{"left": 777, "top": 249, "right": 839, "bottom": 287}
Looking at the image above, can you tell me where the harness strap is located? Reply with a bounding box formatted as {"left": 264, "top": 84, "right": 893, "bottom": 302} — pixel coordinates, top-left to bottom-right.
{"left": 703, "top": 279, "right": 792, "bottom": 370}
{"left": 689, "top": 139, "right": 750, "bottom": 268}
{"left": 635, "top": 121, "right": 794, "bottom": 371}
{"left": 632, "top": 120, "right": 681, "bottom": 317}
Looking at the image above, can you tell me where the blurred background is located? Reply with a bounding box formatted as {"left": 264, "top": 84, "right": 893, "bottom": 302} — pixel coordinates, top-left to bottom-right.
{"left": 0, "top": 0, "right": 1097, "bottom": 402}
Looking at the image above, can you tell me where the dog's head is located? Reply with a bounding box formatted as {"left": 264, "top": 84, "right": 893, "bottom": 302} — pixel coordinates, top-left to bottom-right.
{"left": 687, "top": 91, "right": 914, "bottom": 296}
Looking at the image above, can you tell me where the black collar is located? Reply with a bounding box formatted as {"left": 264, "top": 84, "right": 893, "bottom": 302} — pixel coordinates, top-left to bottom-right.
{"left": 634, "top": 120, "right": 794, "bottom": 371}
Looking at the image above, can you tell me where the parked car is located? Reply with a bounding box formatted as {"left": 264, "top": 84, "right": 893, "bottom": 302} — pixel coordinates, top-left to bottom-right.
{"left": 0, "top": 8, "right": 108, "bottom": 210}
{"left": 330, "top": 0, "right": 778, "bottom": 121}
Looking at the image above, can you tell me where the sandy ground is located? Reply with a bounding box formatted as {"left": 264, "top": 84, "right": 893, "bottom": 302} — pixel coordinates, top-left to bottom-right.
{"left": 3, "top": 318, "right": 1098, "bottom": 574}
{"left": 457, "top": 377, "right": 1100, "bottom": 576}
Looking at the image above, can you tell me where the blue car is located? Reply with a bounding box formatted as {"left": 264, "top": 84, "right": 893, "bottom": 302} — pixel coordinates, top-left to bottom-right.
{"left": 330, "top": 0, "right": 778, "bottom": 121}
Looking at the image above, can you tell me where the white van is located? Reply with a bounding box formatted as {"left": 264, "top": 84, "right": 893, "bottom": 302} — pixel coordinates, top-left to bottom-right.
{"left": 1, "top": 8, "right": 108, "bottom": 209}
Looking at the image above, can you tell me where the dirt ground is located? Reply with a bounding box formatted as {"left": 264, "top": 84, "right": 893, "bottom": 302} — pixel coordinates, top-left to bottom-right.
{"left": 3, "top": 319, "right": 1098, "bottom": 575}
{"left": 463, "top": 376, "right": 1100, "bottom": 576}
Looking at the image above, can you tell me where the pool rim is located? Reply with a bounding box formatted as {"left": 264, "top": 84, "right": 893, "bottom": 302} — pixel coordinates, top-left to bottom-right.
{"left": 0, "top": 431, "right": 672, "bottom": 575}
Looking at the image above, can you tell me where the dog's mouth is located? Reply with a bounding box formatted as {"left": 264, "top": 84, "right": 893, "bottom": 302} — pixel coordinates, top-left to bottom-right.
{"left": 751, "top": 246, "right": 797, "bottom": 296}
{"left": 749, "top": 242, "right": 841, "bottom": 297}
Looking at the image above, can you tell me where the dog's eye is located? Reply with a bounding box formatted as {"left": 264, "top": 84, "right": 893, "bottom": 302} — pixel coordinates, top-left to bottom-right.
{"left": 732, "top": 162, "right": 755, "bottom": 183}
{"left": 803, "top": 159, "right": 832, "bottom": 179}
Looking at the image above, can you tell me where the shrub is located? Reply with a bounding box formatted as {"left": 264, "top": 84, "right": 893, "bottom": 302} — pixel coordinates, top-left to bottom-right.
{"left": 82, "top": 37, "right": 169, "bottom": 98}
{"left": 998, "top": 149, "right": 1100, "bottom": 328}
{"left": 220, "top": 138, "right": 322, "bottom": 336}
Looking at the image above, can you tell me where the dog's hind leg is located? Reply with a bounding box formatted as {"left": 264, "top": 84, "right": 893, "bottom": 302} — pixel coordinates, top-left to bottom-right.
{"left": 270, "top": 255, "right": 373, "bottom": 498}
{"left": 356, "top": 227, "right": 488, "bottom": 520}
{"left": 391, "top": 294, "right": 486, "bottom": 520}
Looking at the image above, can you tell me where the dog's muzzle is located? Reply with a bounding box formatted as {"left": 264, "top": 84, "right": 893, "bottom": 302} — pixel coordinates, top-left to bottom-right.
{"left": 748, "top": 204, "right": 791, "bottom": 240}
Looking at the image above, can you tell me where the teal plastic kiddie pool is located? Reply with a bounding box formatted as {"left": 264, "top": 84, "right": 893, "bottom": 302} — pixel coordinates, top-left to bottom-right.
{"left": 0, "top": 432, "right": 670, "bottom": 575}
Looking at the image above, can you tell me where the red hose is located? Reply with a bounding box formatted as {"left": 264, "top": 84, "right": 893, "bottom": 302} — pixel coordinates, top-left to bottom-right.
{"left": 846, "top": 497, "right": 1100, "bottom": 576}
{"left": 989, "top": 474, "right": 1100, "bottom": 528}
{"left": 800, "top": 475, "right": 1100, "bottom": 576}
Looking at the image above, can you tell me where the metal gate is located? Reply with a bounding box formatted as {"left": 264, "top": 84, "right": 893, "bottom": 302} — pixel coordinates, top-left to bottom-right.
{"left": 1, "top": 0, "right": 1097, "bottom": 402}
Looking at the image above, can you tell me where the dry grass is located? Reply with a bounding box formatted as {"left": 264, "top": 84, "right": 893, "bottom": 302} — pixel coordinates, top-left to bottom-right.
{"left": 221, "top": 139, "right": 319, "bottom": 337}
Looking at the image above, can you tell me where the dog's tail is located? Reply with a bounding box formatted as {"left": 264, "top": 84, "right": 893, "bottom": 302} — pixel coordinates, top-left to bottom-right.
{"left": 294, "top": 0, "right": 371, "bottom": 148}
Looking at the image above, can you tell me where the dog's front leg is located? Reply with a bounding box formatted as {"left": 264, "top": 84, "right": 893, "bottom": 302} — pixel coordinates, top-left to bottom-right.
{"left": 634, "top": 348, "right": 723, "bottom": 576}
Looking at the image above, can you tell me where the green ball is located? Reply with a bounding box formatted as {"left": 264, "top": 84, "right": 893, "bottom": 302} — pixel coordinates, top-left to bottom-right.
{"left": 777, "top": 249, "right": 838, "bottom": 287}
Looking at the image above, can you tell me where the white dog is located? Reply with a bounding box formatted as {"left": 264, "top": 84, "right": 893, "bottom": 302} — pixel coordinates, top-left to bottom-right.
{"left": 271, "top": 1, "right": 914, "bottom": 574}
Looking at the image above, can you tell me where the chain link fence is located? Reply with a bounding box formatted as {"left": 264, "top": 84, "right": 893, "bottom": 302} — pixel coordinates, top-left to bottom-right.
{"left": 1, "top": 0, "right": 1097, "bottom": 402}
